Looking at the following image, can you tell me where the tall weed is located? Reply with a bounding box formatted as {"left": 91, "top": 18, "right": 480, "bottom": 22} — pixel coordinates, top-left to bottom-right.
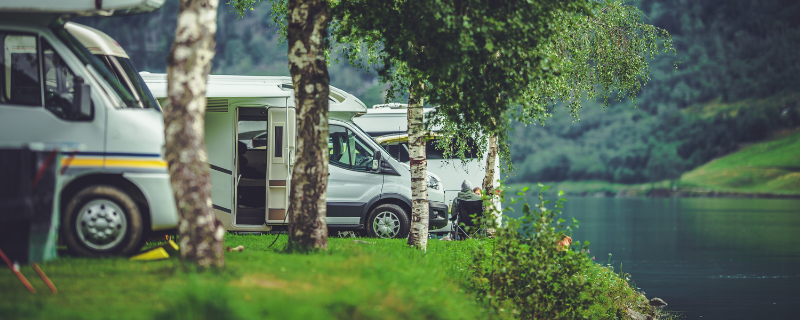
{"left": 469, "top": 184, "right": 593, "bottom": 319}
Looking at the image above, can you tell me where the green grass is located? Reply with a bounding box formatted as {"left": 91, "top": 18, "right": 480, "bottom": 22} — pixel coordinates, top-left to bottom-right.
{"left": 680, "top": 129, "right": 800, "bottom": 194}
{"left": 1, "top": 234, "right": 656, "bottom": 320}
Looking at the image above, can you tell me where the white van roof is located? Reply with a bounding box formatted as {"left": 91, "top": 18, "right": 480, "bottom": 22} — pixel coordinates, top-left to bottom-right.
{"left": 140, "top": 73, "right": 368, "bottom": 120}
{"left": 354, "top": 103, "right": 437, "bottom": 136}
{"left": 65, "top": 22, "right": 129, "bottom": 58}
{"left": 141, "top": 73, "right": 292, "bottom": 99}
{"left": 0, "top": 0, "right": 164, "bottom": 15}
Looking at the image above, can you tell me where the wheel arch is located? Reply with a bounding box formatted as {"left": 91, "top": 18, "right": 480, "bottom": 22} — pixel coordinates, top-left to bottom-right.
{"left": 361, "top": 193, "right": 411, "bottom": 225}
{"left": 60, "top": 173, "right": 152, "bottom": 232}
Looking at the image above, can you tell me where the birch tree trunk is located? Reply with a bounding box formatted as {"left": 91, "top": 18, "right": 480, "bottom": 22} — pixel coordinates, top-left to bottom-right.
{"left": 482, "top": 133, "right": 498, "bottom": 196}
{"left": 482, "top": 133, "right": 501, "bottom": 232}
{"left": 165, "top": 0, "right": 224, "bottom": 268}
{"left": 286, "top": 0, "right": 331, "bottom": 251}
{"left": 406, "top": 82, "right": 429, "bottom": 250}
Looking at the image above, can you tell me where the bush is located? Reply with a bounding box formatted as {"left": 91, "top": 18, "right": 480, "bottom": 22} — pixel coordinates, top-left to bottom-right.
{"left": 468, "top": 184, "right": 593, "bottom": 319}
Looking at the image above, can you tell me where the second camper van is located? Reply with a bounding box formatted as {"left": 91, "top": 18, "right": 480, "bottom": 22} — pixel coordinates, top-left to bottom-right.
{"left": 142, "top": 74, "right": 449, "bottom": 239}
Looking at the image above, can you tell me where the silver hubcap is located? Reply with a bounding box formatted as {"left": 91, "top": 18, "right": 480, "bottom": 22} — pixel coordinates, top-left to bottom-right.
{"left": 76, "top": 199, "right": 127, "bottom": 250}
{"left": 373, "top": 211, "right": 401, "bottom": 238}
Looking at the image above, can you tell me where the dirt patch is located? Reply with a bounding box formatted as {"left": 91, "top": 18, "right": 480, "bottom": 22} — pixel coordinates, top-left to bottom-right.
{"left": 229, "top": 274, "right": 314, "bottom": 292}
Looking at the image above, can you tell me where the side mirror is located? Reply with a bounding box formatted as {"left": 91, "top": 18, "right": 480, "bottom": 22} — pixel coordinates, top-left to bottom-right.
{"left": 71, "top": 77, "right": 92, "bottom": 119}
{"left": 372, "top": 151, "right": 382, "bottom": 171}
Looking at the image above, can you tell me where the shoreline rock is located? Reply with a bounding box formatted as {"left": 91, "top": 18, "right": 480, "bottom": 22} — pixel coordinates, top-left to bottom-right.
{"left": 626, "top": 296, "right": 669, "bottom": 320}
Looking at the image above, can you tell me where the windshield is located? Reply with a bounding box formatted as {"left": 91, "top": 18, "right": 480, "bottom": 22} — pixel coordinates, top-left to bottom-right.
{"left": 52, "top": 26, "right": 137, "bottom": 108}
{"left": 96, "top": 55, "right": 160, "bottom": 110}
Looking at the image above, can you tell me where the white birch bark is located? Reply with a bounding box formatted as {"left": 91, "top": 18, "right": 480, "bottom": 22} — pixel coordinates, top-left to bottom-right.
{"left": 285, "top": 0, "right": 331, "bottom": 251}
{"left": 165, "top": 0, "right": 224, "bottom": 268}
{"left": 482, "top": 133, "right": 501, "bottom": 226}
{"left": 406, "top": 82, "right": 429, "bottom": 250}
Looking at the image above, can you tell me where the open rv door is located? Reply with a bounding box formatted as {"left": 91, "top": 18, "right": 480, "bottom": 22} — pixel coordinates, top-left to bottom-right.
{"left": 0, "top": 0, "right": 164, "bottom": 15}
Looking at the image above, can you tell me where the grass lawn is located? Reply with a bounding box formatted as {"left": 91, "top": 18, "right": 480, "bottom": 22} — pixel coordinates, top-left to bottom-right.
{"left": 1, "top": 234, "right": 654, "bottom": 320}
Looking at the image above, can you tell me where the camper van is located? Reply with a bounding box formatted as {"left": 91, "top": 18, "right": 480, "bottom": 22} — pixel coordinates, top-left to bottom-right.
{"left": 0, "top": 1, "right": 178, "bottom": 256}
{"left": 353, "top": 103, "right": 502, "bottom": 230}
{"left": 141, "top": 74, "right": 449, "bottom": 239}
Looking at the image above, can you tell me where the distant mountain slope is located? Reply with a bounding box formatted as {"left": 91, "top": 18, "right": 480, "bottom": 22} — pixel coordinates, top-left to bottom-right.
{"left": 680, "top": 129, "right": 800, "bottom": 195}
{"left": 507, "top": 0, "right": 800, "bottom": 185}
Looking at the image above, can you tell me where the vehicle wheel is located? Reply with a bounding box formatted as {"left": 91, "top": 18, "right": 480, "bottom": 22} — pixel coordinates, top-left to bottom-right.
{"left": 62, "top": 185, "right": 144, "bottom": 257}
{"left": 366, "top": 204, "right": 410, "bottom": 239}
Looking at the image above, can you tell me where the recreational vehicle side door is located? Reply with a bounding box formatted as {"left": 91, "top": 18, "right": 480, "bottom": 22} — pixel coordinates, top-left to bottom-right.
{"left": 266, "top": 107, "right": 295, "bottom": 224}
{"left": 204, "top": 98, "right": 235, "bottom": 221}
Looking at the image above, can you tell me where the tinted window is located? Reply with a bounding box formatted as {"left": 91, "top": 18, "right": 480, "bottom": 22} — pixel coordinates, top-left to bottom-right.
{"left": 274, "top": 125, "right": 283, "bottom": 158}
{"left": 382, "top": 142, "right": 410, "bottom": 162}
{"left": 1, "top": 33, "right": 40, "bottom": 106}
{"left": 382, "top": 138, "right": 480, "bottom": 162}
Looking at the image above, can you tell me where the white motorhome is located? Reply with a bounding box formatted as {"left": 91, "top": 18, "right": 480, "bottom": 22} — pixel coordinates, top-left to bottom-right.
{"left": 0, "top": 1, "right": 178, "bottom": 256}
{"left": 353, "top": 103, "right": 502, "bottom": 228}
{"left": 142, "top": 74, "right": 449, "bottom": 238}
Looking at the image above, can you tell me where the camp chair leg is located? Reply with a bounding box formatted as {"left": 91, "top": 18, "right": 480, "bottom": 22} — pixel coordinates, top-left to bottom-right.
{"left": 32, "top": 263, "right": 57, "bottom": 294}
{"left": 0, "top": 248, "right": 35, "bottom": 294}
{"left": 456, "top": 225, "right": 471, "bottom": 241}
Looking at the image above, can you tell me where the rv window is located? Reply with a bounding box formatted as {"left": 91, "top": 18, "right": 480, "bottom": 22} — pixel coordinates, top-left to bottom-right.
{"left": 42, "top": 39, "right": 85, "bottom": 120}
{"left": 237, "top": 121, "right": 267, "bottom": 149}
{"left": 329, "top": 125, "right": 375, "bottom": 171}
{"left": 329, "top": 125, "right": 351, "bottom": 168}
{"left": 382, "top": 142, "right": 410, "bottom": 162}
{"left": 274, "top": 126, "right": 283, "bottom": 158}
{"left": 351, "top": 133, "right": 376, "bottom": 171}
{"left": 0, "top": 33, "right": 41, "bottom": 106}
{"left": 114, "top": 56, "right": 160, "bottom": 110}
{"left": 387, "top": 138, "right": 479, "bottom": 162}
{"left": 52, "top": 27, "right": 137, "bottom": 108}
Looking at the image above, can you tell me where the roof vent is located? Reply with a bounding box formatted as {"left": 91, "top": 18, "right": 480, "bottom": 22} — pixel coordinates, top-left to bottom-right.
{"left": 206, "top": 98, "right": 229, "bottom": 113}
{"left": 372, "top": 103, "right": 407, "bottom": 109}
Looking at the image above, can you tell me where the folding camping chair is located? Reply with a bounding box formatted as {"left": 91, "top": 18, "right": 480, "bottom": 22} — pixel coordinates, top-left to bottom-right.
{"left": 450, "top": 199, "right": 485, "bottom": 240}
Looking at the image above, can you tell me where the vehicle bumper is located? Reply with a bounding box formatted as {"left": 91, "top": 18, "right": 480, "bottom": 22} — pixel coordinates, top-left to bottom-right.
{"left": 428, "top": 200, "right": 449, "bottom": 229}
{"left": 123, "top": 172, "right": 179, "bottom": 231}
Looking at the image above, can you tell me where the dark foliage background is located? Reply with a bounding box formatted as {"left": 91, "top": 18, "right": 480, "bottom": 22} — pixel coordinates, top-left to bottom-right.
{"left": 507, "top": 0, "right": 800, "bottom": 183}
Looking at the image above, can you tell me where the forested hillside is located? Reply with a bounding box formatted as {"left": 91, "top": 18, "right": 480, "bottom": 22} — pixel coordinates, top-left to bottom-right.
{"left": 507, "top": 0, "right": 800, "bottom": 184}
{"left": 75, "top": 0, "right": 800, "bottom": 186}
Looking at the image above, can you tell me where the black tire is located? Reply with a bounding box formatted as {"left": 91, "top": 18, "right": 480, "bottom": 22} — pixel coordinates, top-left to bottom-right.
{"left": 365, "top": 203, "right": 410, "bottom": 239}
{"left": 62, "top": 185, "right": 144, "bottom": 257}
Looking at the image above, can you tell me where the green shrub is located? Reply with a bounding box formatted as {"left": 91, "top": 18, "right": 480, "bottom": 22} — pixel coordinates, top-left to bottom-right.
{"left": 468, "top": 184, "right": 592, "bottom": 319}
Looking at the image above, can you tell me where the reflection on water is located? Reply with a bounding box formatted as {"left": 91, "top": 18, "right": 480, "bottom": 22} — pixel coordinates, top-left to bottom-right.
{"left": 507, "top": 196, "right": 800, "bottom": 319}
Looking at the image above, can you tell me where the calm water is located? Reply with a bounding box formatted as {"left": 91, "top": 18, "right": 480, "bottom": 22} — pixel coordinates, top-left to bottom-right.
{"left": 508, "top": 196, "right": 800, "bottom": 319}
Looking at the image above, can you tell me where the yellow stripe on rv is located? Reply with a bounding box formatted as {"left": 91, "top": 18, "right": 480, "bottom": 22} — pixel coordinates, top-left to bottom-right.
{"left": 61, "top": 158, "right": 167, "bottom": 169}
{"left": 105, "top": 159, "right": 168, "bottom": 168}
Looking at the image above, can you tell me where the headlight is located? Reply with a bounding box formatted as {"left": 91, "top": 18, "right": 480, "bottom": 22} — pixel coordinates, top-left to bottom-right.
{"left": 427, "top": 174, "right": 440, "bottom": 190}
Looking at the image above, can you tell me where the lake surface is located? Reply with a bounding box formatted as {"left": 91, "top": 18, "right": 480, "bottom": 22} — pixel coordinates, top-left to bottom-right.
{"left": 507, "top": 196, "right": 800, "bottom": 319}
